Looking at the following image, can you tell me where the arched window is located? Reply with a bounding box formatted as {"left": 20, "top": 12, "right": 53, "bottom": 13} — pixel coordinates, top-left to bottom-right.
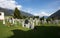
{"left": 0, "top": 13, "right": 1, "bottom": 15}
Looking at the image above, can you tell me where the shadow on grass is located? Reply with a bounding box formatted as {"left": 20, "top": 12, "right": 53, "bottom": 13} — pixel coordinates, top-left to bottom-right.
{"left": 8, "top": 26, "right": 60, "bottom": 38}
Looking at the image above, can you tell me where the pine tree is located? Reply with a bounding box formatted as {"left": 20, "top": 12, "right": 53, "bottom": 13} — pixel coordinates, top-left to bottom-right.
{"left": 40, "top": 16, "right": 44, "bottom": 20}
{"left": 14, "top": 7, "right": 22, "bottom": 19}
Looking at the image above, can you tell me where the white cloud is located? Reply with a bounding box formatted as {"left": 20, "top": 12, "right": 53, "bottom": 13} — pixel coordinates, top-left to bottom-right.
{"left": 22, "top": 8, "right": 33, "bottom": 14}
{"left": 33, "top": 12, "right": 52, "bottom": 17}
{"left": 0, "top": 0, "right": 22, "bottom": 10}
{"left": 22, "top": 8, "right": 52, "bottom": 17}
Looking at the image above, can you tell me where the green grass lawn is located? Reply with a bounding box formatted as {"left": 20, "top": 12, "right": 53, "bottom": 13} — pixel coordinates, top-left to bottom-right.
{"left": 0, "top": 21, "right": 60, "bottom": 38}
{"left": 0, "top": 21, "right": 29, "bottom": 38}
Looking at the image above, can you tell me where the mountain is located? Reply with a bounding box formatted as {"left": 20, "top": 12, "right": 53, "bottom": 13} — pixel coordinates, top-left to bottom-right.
{"left": 49, "top": 10, "right": 60, "bottom": 19}
{"left": 44, "top": 16, "right": 49, "bottom": 19}
{"left": 0, "top": 7, "right": 33, "bottom": 17}
{"left": 20, "top": 11, "right": 33, "bottom": 17}
{"left": 0, "top": 7, "right": 13, "bottom": 16}
{"left": 39, "top": 16, "right": 49, "bottom": 19}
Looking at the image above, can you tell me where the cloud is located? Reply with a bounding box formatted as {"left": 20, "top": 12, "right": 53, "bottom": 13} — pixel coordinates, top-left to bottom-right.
{"left": 0, "top": 0, "right": 22, "bottom": 9}
{"left": 33, "top": 11, "right": 52, "bottom": 17}
{"left": 22, "top": 8, "right": 33, "bottom": 14}
{"left": 22, "top": 8, "right": 52, "bottom": 17}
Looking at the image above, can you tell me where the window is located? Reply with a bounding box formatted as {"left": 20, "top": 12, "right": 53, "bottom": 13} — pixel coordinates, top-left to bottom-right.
{"left": 0, "top": 13, "right": 1, "bottom": 15}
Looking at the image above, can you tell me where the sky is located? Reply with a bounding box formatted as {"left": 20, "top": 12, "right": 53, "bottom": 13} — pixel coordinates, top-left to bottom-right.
{"left": 0, "top": 0, "right": 60, "bottom": 17}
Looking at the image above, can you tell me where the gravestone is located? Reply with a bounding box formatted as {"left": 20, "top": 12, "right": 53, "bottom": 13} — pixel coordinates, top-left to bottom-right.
{"left": 9, "top": 18, "right": 12, "bottom": 23}
{"left": 44, "top": 19, "right": 47, "bottom": 24}
{"left": 22, "top": 19, "right": 29, "bottom": 28}
{"left": 55, "top": 20, "right": 59, "bottom": 24}
{"left": 29, "top": 18, "right": 35, "bottom": 29}
{"left": 3, "top": 19, "right": 5, "bottom": 24}
{"left": 34, "top": 18, "right": 39, "bottom": 25}
{"left": 31, "top": 20, "right": 34, "bottom": 29}
{"left": 22, "top": 18, "right": 34, "bottom": 29}
{"left": 22, "top": 20, "right": 25, "bottom": 27}
{"left": 12, "top": 18, "right": 15, "bottom": 24}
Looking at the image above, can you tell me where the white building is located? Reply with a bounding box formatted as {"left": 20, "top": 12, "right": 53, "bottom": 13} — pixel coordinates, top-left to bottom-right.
{"left": 0, "top": 12, "right": 4, "bottom": 20}
{"left": 0, "top": 12, "right": 5, "bottom": 24}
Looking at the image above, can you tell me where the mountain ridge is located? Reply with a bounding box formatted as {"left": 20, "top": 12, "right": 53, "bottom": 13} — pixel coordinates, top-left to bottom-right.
{"left": 0, "top": 7, "right": 33, "bottom": 17}
{"left": 49, "top": 9, "right": 60, "bottom": 19}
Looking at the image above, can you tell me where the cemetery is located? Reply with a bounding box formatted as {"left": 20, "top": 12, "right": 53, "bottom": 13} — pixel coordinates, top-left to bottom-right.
{"left": 0, "top": 10, "right": 60, "bottom": 38}
{"left": 0, "top": 0, "right": 60, "bottom": 38}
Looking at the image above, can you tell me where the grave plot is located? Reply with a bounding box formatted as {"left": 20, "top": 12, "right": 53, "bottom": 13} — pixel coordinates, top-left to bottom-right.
{"left": 5, "top": 17, "right": 35, "bottom": 29}
{"left": 1, "top": 12, "right": 60, "bottom": 29}
{"left": 5, "top": 18, "right": 22, "bottom": 27}
{"left": 22, "top": 18, "right": 35, "bottom": 29}
{"left": 33, "top": 18, "right": 40, "bottom": 26}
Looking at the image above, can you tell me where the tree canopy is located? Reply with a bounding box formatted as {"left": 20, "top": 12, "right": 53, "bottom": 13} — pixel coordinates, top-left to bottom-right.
{"left": 13, "top": 7, "right": 23, "bottom": 19}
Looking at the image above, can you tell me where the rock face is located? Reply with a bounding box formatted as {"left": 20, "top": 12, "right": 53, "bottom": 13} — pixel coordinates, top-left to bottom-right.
{"left": 49, "top": 10, "right": 60, "bottom": 19}
{"left": 0, "top": 7, "right": 33, "bottom": 17}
